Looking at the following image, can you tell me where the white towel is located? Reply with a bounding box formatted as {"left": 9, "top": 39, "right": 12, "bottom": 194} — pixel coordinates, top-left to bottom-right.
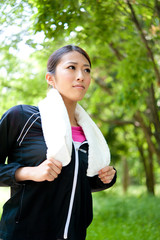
{"left": 38, "top": 88, "right": 110, "bottom": 177}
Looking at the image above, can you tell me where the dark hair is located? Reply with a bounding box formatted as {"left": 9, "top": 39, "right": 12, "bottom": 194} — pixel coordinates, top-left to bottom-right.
{"left": 47, "top": 45, "right": 91, "bottom": 74}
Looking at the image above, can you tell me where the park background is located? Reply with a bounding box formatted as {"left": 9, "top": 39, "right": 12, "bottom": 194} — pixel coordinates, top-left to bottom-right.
{"left": 0, "top": 0, "right": 160, "bottom": 239}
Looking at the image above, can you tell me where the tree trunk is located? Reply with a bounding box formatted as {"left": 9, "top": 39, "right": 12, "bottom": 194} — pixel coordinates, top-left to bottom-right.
{"left": 147, "top": 147, "right": 155, "bottom": 194}
{"left": 147, "top": 84, "right": 160, "bottom": 161}
{"left": 122, "top": 157, "right": 129, "bottom": 193}
{"left": 136, "top": 138, "right": 155, "bottom": 195}
{"left": 126, "top": 0, "right": 160, "bottom": 85}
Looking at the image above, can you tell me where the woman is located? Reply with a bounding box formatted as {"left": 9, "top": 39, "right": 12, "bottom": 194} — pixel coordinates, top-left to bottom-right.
{"left": 0, "top": 45, "right": 116, "bottom": 240}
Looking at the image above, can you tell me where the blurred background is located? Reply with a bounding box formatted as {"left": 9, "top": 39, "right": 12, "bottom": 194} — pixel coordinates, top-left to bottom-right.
{"left": 0, "top": 0, "right": 160, "bottom": 239}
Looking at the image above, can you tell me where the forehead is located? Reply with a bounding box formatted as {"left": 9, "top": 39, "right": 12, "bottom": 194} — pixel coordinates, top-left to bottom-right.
{"left": 58, "top": 51, "right": 90, "bottom": 66}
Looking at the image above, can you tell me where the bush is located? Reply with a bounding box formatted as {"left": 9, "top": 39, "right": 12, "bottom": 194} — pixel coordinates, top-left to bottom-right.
{"left": 87, "top": 186, "right": 160, "bottom": 240}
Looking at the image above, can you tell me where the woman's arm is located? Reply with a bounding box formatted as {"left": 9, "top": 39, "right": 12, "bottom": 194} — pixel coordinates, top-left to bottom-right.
{"left": 88, "top": 166, "right": 117, "bottom": 192}
{"left": 15, "top": 158, "right": 62, "bottom": 182}
{"left": 0, "top": 106, "right": 62, "bottom": 186}
{"left": 0, "top": 106, "right": 25, "bottom": 186}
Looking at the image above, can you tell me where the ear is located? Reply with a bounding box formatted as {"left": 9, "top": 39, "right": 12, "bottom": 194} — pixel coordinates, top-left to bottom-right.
{"left": 46, "top": 73, "right": 55, "bottom": 88}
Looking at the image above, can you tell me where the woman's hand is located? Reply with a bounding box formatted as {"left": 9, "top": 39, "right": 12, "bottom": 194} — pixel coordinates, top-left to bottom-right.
{"left": 15, "top": 159, "right": 62, "bottom": 182}
{"left": 32, "top": 159, "right": 62, "bottom": 182}
{"left": 98, "top": 166, "right": 116, "bottom": 184}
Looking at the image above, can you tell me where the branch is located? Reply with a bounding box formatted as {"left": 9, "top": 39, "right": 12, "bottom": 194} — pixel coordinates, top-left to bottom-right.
{"left": 117, "top": 0, "right": 130, "bottom": 14}
{"left": 139, "top": 3, "right": 154, "bottom": 11}
{"left": 91, "top": 115, "right": 135, "bottom": 126}
{"left": 109, "top": 42, "right": 124, "bottom": 61}
{"left": 155, "top": 0, "right": 160, "bottom": 18}
{"left": 126, "top": 0, "right": 160, "bottom": 85}
{"left": 93, "top": 77, "right": 113, "bottom": 95}
{"left": 134, "top": 111, "right": 160, "bottom": 163}
{"left": 101, "top": 119, "right": 135, "bottom": 126}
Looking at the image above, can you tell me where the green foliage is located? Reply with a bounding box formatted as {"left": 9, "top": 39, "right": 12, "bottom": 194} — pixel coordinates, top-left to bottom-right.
{"left": 1, "top": 0, "right": 160, "bottom": 109}
{"left": 25, "top": 0, "right": 160, "bottom": 107}
{"left": 87, "top": 189, "right": 160, "bottom": 240}
{"left": 0, "top": 47, "right": 47, "bottom": 115}
{"left": 1, "top": 0, "right": 160, "bottom": 194}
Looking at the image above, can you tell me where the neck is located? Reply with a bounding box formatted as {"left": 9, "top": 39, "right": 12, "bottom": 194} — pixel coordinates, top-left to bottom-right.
{"left": 63, "top": 99, "right": 79, "bottom": 127}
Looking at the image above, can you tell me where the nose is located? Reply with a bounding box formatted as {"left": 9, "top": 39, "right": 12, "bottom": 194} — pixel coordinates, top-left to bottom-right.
{"left": 76, "top": 70, "right": 84, "bottom": 81}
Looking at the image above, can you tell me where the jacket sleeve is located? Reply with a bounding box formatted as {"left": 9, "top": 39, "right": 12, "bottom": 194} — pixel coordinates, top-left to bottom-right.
{"left": 0, "top": 105, "right": 24, "bottom": 187}
{"left": 88, "top": 168, "right": 117, "bottom": 192}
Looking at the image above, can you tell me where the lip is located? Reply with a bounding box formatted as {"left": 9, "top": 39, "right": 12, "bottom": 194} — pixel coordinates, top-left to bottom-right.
{"left": 73, "top": 85, "right": 85, "bottom": 89}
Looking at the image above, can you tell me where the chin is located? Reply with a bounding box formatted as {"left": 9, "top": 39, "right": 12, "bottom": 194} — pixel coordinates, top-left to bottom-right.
{"left": 75, "top": 96, "right": 85, "bottom": 102}
{"left": 62, "top": 94, "right": 85, "bottom": 104}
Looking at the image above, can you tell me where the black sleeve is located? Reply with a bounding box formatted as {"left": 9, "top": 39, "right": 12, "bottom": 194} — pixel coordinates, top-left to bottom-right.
{"left": 88, "top": 168, "right": 117, "bottom": 192}
{"left": 0, "top": 105, "right": 24, "bottom": 187}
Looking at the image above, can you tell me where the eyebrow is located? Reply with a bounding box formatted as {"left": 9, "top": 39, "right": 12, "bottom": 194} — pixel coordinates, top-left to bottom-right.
{"left": 66, "top": 61, "right": 90, "bottom": 67}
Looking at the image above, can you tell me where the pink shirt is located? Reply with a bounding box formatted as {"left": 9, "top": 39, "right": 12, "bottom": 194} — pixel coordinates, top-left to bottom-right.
{"left": 71, "top": 126, "right": 86, "bottom": 143}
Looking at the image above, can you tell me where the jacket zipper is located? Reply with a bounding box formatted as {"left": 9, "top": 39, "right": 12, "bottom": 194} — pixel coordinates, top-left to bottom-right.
{"left": 63, "top": 141, "right": 87, "bottom": 239}
{"left": 16, "top": 184, "right": 25, "bottom": 224}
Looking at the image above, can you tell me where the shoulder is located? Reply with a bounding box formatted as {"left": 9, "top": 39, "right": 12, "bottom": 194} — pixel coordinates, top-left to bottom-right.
{"left": 0, "top": 105, "right": 39, "bottom": 126}
{"left": 20, "top": 105, "right": 39, "bottom": 118}
{"left": 1, "top": 104, "right": 39, "bottom": 117}
{"left": 9, "top": 104, "right": 38, "bottom": 114}
{"left": 0, "top": 105, "right": 41, "bottom": 139}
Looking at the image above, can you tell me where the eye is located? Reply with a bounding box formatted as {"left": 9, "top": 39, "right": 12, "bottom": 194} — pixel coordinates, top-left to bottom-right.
{"left": 84, "top": 68, "right": 91, "bottom": 73}
{"left": 68, "top": 65, "right": 76, "bottom": 70}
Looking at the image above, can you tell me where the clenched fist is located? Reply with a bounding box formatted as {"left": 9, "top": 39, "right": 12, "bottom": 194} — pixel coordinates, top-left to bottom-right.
{"left": 98, "top": 166, "right": 116, "bottom": 184}
{"left": 15, "top": 158, "right": 62, "bottom": 182}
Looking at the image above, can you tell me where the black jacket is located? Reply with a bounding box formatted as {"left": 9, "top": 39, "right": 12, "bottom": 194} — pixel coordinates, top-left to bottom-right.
{"left": 0, "top": 105, "right": 116, "bottom": 240}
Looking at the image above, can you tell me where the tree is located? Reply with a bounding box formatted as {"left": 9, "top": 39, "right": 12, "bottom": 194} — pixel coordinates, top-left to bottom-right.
{"left": 1, "top": 0, "right": 160, "bottom": 194}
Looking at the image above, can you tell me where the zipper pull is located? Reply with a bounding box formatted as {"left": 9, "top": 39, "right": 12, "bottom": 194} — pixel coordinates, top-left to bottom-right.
{"left": 79, "top": 149, "right": 87, "bottom": 154}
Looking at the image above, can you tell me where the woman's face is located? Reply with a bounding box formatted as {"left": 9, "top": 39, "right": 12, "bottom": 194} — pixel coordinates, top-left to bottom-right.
{"left": 51, "top": 51, "right": 91, "bottom": 104}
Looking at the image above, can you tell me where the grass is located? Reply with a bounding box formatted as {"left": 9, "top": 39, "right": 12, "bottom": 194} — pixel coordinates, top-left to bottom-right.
{"left": 0, "top": 187, "right": 10, "bottom": 217}
{"left": 86, "top": 185, "right": 160, "bottom": 240}
{"left": 0, "top": 185, "right": 160, "bottom": 240}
